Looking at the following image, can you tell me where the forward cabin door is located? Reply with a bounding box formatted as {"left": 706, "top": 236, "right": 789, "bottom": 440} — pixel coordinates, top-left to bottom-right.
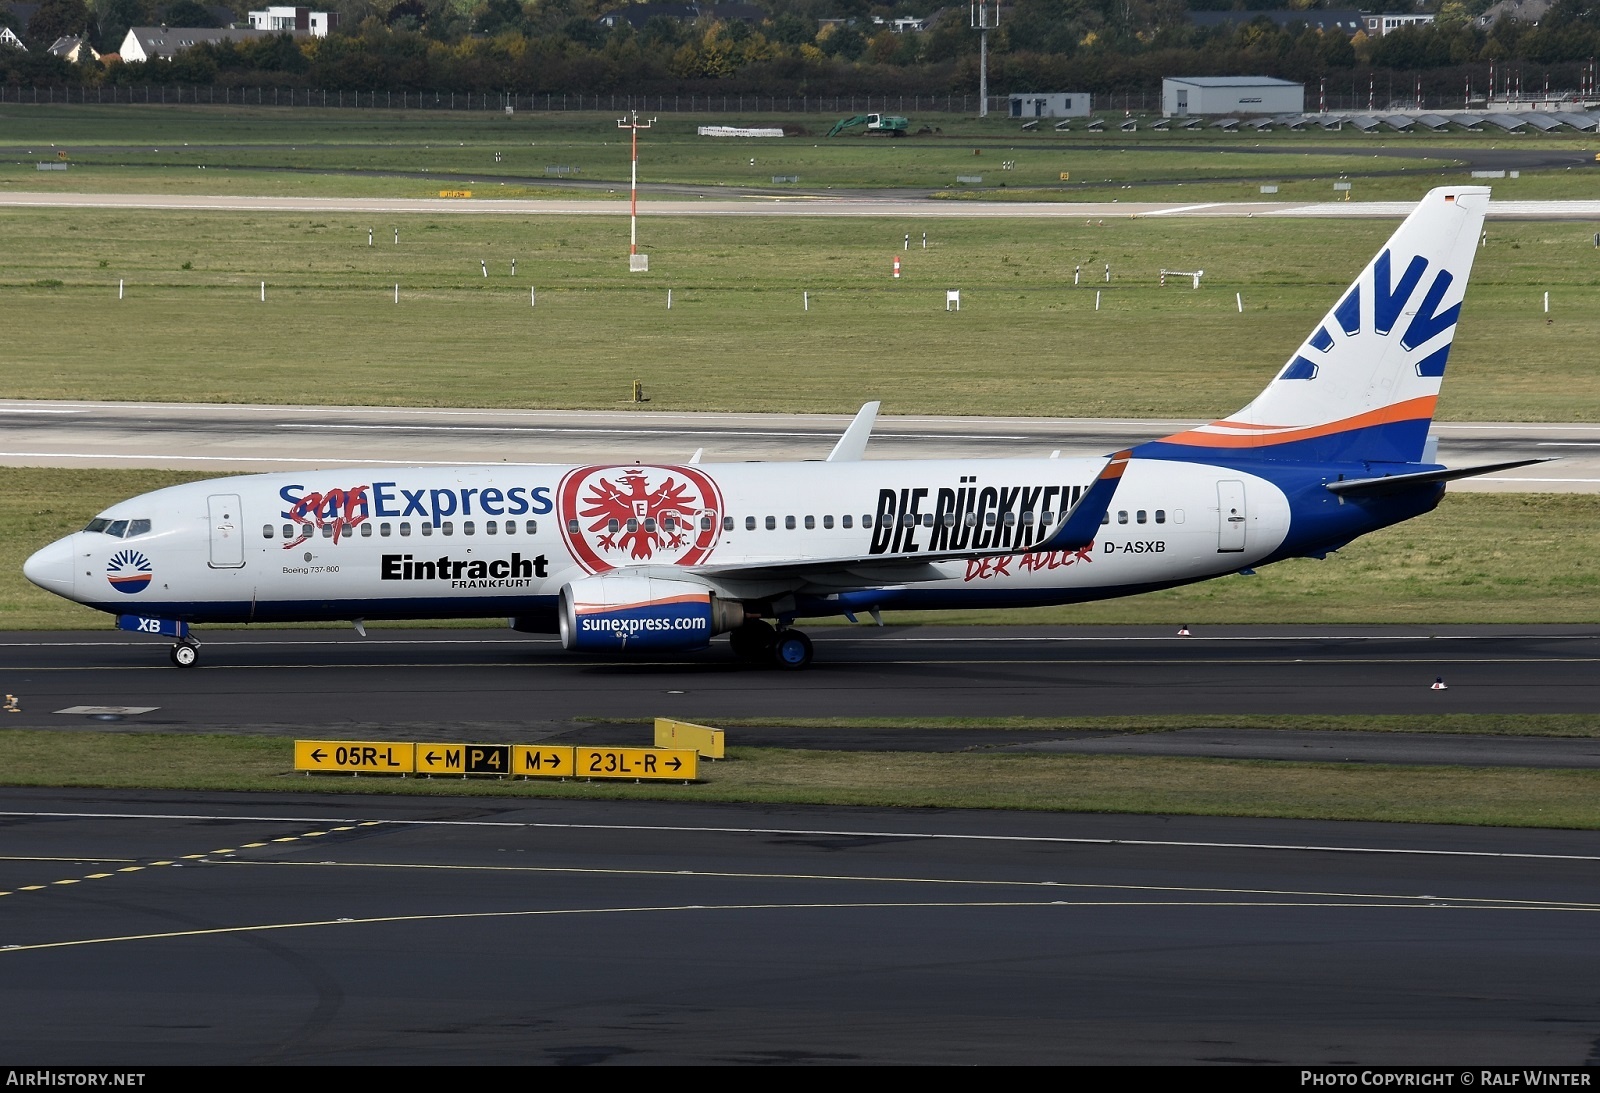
{"left": 208, "top": 494, "right": 245, "bottom": 569}
{"left": 1217, "top": 481, "right": 1247, "bottom": 553}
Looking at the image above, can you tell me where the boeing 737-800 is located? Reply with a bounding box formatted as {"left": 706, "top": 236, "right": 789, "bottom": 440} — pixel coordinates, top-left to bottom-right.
{"left": 24, "top": 186, "right": 1537, "bottom": 668}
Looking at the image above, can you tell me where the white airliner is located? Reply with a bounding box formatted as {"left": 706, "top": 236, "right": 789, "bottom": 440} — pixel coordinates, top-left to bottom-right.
{"left": 25, "top": 186, "right": 1537, "bottom": 668}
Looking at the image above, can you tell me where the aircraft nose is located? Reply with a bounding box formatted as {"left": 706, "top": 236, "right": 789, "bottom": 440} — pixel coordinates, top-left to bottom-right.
{"left": 23, "top": 537, "right": 77, "bottom": 598}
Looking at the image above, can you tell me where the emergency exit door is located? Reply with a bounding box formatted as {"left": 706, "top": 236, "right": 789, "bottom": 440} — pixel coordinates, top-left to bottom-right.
{"left": 1217, "top": 481, "right": 1247, "bottom": 553}
{"left": 208, "top": 493, "right": 245, "bottom": 568}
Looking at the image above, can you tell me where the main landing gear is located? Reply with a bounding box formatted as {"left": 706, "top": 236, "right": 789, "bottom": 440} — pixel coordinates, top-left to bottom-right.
{"left": 729, "top": 620, "right": 814, "bottom": 670}
{"left": 168, "top": 639, "right": 200, "bottom": 668}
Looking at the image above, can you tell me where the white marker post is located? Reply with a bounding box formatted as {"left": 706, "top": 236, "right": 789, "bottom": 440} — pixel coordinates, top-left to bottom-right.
{"left": 804, "top": 291, "right": 809, "bottom": 311}
{"left": 1074, "top": 265, "right": 1080, "bottom": 286}
{"left": 118, "top": 279, "right": 123, "bottom": 300}
{"left": 481, "top": 260, "right": 487, "bottom": 278}
{"left": 260, "top": 281, "right": 265, "bottom": 302}
{"left": 368, "top": 228, "right": 373, "bottom": 246}
{"left": 511, "top": 258, "right": 516, "bottom": 276}
{"left": 531, "top": 286, "right": 536, "bottom": 308}
{"left": 1095, "top": 290, "right": 1101, "bottom": 311}
{"left": 1104, "top": 263, "right": 1110, "bottom": 283}
{"left": 1544, "top": 291, "right": 1550, "bottom": 313}
{"left": 1236, "top": 292, "right": 1243, "bottom": 313}
{"left": 394, "top": 284, "right": 399, "bottom": 303}
{"left": 667, "top": 289, "right": 672, "bottom": 309}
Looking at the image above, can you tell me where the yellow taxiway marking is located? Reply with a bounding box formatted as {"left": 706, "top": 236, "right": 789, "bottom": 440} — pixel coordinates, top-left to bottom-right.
{"left": 0, "top": 856, "right": 136, "bottom": 863}
{"left": 3, "top": 898, "right": 1594, "bottom": 957}
{"left": 82, "top": 873, "right": 114, "bottom": 879}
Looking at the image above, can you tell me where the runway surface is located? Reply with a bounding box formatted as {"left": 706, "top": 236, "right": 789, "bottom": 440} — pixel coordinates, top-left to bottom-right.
{"left": 1, "top": 399, "right": 1590, "bottom": 490}
{"left": 6, "top": 627, "right": 1600, "bottom": 752}
{"left": 3, "top": 190, "right": 1600, "bottom": 219}
{"left": 1, "top": 788, "right": 1596, "bottom": 1064}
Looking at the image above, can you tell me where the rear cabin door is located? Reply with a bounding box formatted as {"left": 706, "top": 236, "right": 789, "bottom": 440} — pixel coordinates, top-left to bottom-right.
{"left": 208, "top": 493, "right": 245, "bottom": 569}
{"left": 1217, "top": 481, "right": 1247, "bottom": 553}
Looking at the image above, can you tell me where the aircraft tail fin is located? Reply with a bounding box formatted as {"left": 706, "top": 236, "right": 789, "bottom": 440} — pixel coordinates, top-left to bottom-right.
{"left": 1140, "top": 186, "right": 1490, "bottom": 465}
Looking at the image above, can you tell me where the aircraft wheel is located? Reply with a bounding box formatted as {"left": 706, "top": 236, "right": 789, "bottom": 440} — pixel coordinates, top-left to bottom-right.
{"left": 169, "top": 641, "right": 199, "bottom": 668}
{"left": 770, "top": 629, "right": 813, "bottom": 670}
{"left": 730, "top": 620, "right": 776, "bottom": 663}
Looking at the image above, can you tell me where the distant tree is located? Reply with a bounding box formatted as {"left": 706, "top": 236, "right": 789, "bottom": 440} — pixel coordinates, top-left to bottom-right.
{"left": 27, "top": 0, "right": 91, "bottom": 45}
{"left": 93, "top": 0, "right": 153, "bottom": 51}
{"left": 386, "top": 0, "right": 426, "bottom": 28}
{"left": 161, "top": 0, "right": 217, "bottom": 25}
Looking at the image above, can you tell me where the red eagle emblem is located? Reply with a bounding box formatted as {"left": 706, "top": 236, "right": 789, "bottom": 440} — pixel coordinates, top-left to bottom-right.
{"left": 558, "top": 465, "right": 723, "bottom": 573}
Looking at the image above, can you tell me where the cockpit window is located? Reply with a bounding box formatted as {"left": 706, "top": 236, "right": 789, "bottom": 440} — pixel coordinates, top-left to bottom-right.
{"left": 84, "top": 517, "right": 152, "bottom": 538}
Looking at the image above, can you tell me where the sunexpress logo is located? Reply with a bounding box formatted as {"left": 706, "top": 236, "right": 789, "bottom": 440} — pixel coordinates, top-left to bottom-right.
{"left": 279, "top": 481, "right": 556, "bottom": 525}
{"left": 1280, "top": 249, "right": 1462, "bottom": 382}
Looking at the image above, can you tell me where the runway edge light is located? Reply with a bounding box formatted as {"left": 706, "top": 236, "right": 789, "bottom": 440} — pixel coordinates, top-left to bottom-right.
{"left": 655, "top": 718, "right": 724, "bottom": 759}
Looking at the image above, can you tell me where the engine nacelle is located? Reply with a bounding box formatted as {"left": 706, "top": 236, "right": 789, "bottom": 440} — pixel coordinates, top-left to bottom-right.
{"left": 558, "top": 575, "right": 745, "bottom": 652}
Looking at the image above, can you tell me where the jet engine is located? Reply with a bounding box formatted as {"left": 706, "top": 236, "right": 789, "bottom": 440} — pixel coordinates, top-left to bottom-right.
{"left": 558, "top": 575, "right": 745, "bottom": 652}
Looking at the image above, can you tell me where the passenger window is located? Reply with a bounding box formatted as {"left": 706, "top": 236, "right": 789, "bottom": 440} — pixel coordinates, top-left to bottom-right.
{"left": 746, "top": 516, "right": 756, "bottom": 531}
{"left": 785, "top": 516, "right": 796, "bottom": 530}
{"left": 463, "top": 521, "right": 475, "bottom": 535}
{"left": 626, "top": 518, "right": 638, "bottom": 532}
{"left": 1041, "top": 511, "right": 1054, "bottom": 525}
{"left": 722, "top": 516, "right": 732, "bottom": 531}
{"left": 282, "top": 524, "right": 293, "bottom": 538}
{"left": 644, "top": 518, "right": 656, "bottom": 533}
{"left": 567, "top": 519, "right": 579, "bottom": 534}
{"left": 486, "top": 520, "right": 497, "bottom": 535}
{"left": 526, "top": 520, "right": 538, "bottom": 535}
{"left": 842, "top": 515, "right": 852, "bottom": 529}
{"left": 1101, "top": 512, "right": 1111, "bottom": 525}
{"left": 321, "top": 523, "right": 334, "bottom": 538}
{"left": 804, "top": 515, "right": 815, "bottom": 530}
{"left": 662, "top": 517, "right": 674, "bottom": 532}
{"left": 1155, "top": 510, "right": 1166, "bottom": 524}
{"left": 262, "top": 524, "right": 274, "bottom": 539}
{"left": 765, "top": 516, "right": 776, "bottom": 530}
{"left": 942, "top": 513, "right": 955, "bottom": 527}
{"left": 823, "top": 515, "right": 834, "bottom": 529}
{"left": 900, "top": 513, "right": 914, "bottom": 528}
{"left": 442, "top": 522, "right": 454, "bottom": 536}
{"left": 422, "top": 523, "right": 434, "bottom": 537}
{"left": 608, "top": 519, "right": 619, "bottom": 533}
{"left": 107, "top": 520, "right": 129, "bottom": 538}
{"left": 360, "top": 523, "right": 373, "bottom": 537}
{"left": 984, "top": 513, "right": 997, "bottom": 528}
{"left": 1117, "top": 511, "right": 1129, "bottom": 524}
{"left": 1003, "top": 512, "right": 1015, "bottom": 526}
{"left": 381, "top": 523, "right": 392, "bottom": 537}
{"left": 400, "top": 522, "right": 412, "bottom": 536}
{"left": 862, "top": 515, "right": 873, "bottom": 529}
{"left": 128, "top": 519, "right": 151, "bottom": 536}
{"left": 965, "top": 513, "right": 977, "bottom": 527}
{"left": 1173, "top": 510, "right": 1185, "bottom": 524}
{"left": 1020, "top": 511, "right": 1034, "bottom": 525}
{"left": 1136, "top": 510, "right": 1147, "bottom": 524}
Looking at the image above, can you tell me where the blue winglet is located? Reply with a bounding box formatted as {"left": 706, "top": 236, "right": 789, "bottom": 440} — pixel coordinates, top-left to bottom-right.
{"left": 1039, "top": 449, "right": 1130, "bottom": 552}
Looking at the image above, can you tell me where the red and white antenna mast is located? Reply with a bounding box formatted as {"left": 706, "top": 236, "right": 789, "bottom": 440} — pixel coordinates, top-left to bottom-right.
{"left": 618, "top": 110, "right": 655, "bottom": 271}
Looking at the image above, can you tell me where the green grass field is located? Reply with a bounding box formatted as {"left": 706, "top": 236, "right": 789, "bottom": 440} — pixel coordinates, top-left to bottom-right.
{"left": 3, "top": 467, "right": 1596, "bottom": 628}
{"left": 0, "top": 731, "right": 1593, "bottom": 828}
{"left": 0, "top": 210, "right": 1596, "bottom": 420}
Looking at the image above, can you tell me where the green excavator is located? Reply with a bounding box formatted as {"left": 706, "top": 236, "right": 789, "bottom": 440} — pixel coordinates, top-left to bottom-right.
{"left": 826, "top": 112, "right": 910, "bottom": 137}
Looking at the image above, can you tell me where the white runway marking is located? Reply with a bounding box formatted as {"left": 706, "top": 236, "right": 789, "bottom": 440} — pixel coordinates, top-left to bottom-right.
{"left": 2, "top": 811, "right": 1596, "bottom": 862}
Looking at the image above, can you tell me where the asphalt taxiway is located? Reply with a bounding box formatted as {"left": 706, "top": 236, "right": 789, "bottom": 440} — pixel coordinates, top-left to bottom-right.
{"left": 4, "top": 627, "right": 1599, "bottom": 768}
{"left": 1, "top": 399, "right": 1592, "bottom": 490}
{"left": 1, "top": 788, "right": 1596, "bottom": 1064}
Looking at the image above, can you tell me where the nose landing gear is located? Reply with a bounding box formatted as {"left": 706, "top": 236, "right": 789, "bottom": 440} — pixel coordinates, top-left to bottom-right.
{"left": 169, "top": 639, "right": 200, "bottom": 667}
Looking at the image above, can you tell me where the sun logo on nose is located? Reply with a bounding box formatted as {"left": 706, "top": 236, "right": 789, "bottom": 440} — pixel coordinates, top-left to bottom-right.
{"left": 106, "top": 549, "right": 153, "bottom": 594}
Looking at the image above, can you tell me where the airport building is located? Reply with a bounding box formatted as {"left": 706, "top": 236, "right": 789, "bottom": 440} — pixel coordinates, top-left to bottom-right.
{"left": 1162, "top": 76, "right": 1305, "bottom": 117}
{"left": 247, "top": 7, "right": 340, "bottom": 36}
{"left": 1008, "top": 92, "right": 1092, "bottom": 119}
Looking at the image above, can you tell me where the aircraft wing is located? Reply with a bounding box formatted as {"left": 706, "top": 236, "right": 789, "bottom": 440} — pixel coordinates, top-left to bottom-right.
{"left": 659, "top": 449, "right": 1130, "bottom": 591}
